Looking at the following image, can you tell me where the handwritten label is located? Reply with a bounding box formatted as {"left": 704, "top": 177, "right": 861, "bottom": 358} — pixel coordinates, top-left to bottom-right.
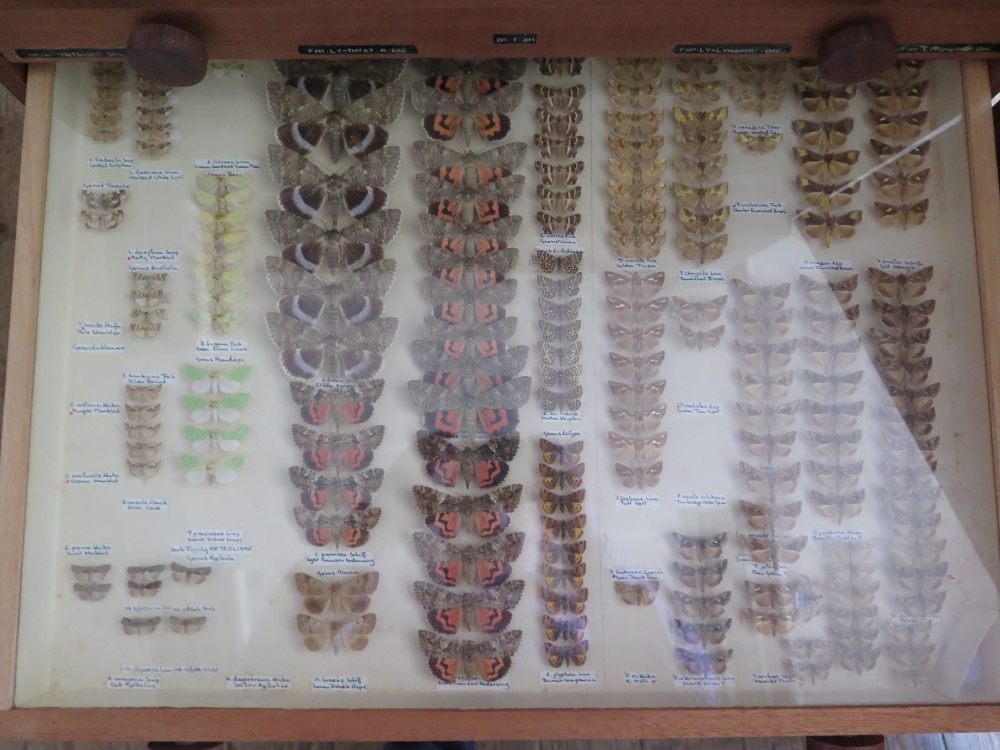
{"left": 128, "top": 249, "right": 179, "bottom": 273}
{"left": 739, "top": 555, "right": 789, "bottom": 577}
{"left": 616, "top": 258, "right": 658, "bottom": 271}
{"left": 731, "top": 123, "right": 783, "bottom": 136}
{"left": 877, "top": 258, "right": 924, "bottom": 271}
{"left": 890, "top": 612, "right": 940, "bottom": 623}
{"left": 732, "top": 201, "right": 786, "bottom": 214}
{"left": 307, "top": 551, "right": 376, "bottom": 566}
{"left": 812, "top": 528, "right": 863, "bottom": 542}
{"left": 129, "top": 169, "right": 183, "bottom": 181}
{"left": 66, "top": 471, "right": 120, "bottom": 485}
{"left": 541, "top": 670, "right": 597, "bottom": 685}
{"left": 72, "top": 343, "right": 126, "bottom": 352}
{"left": 438, "top": 677, "right": 511, "bottom": 691}
{"left": 77, "top": 321, "right": 122, "bottom": 336}
{"left": 543, "top": 429, "right": 582, "bottom": 439}
{"left": 194, "top": 158, "right": 260, "bottom": 172}
{"left": 679, "top": 269, "right": 725, "bottom": 282}
{"left": 616, "top": 494, "right": 659, "bottom": 508}
{"left": 171, "top": 544, "right": 252, "bottom": 563}
{"left": 676, "top": 402, "right": 721, "bottom": 415}
{"left": 312, "top": 676, "right": 368, "bottom": 692}
{"left": 609, "top": 568, "right": 663, "bottom": 581}
{"left": 542, "top": 410, "right": 582, "bottom": 423}
{"left": 673, "top": 674, "right": 736, "bottom": 687}
{"left": 625, "top": 672, "right": 657, "bottom": 685}
{"left": 107, "top": 676, "right": 159, "bottom": 690}
{"left": 89, "top": 156, "right": 134, "bottom": 169}
{"left": 752, "top": 672, "right": 797, "bottom": 685}
{"left": 126, "top": 604, "right": 217, "bottom": 613}
{"left": 536, "top": 234, "right": 583, "bottom": 254}
{"left": 196, "top": 340, "right": 247, "bottom": 354}
{"left": 187, "top": 529, "right": 243, "bottom": 543}
{"left": 83, "top": 182, "right": 128, "bottom": 190}
{"left": 65, "top": 544, "right": 111, "bottom": 556}
{"left": 69, "top": 401, "right": 120, "bottom": 416}
{"left": 122, "top": 498, "right": 168, "bottom": 512}
{"left": 676, "top": 492, "right": 726, "bottom": 507}
{"left": 800, "top": 260, "right": 855, "bottom": 271}
{"left": 226, "top": 676, "right": 291, "bottom": 691}
{"left": 121, "top": 665, "right": 219, "bottom": 674}
{"left": 123, "top": 372, "right": 176, "bottom": 385}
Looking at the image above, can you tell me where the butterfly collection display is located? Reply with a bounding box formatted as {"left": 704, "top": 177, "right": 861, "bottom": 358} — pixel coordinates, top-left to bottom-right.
{"left": 537, "top": 438, "right": 590, "bottom": 665}
{"left": 533, "top": 73, "right": 586, "bottom": 237}
{"left": 729, "top": 60, "right": 787, "bottom": 128}
{"left": 123, "top": 383, "right": 162, "bottom": 482}
{"left": 135, "top": 76, "right": 174, "bottom": 156}
{"left": 193, "top": 173, "right": 253, "bottom": 335}
{"left": 87, "top": 61, "right": 126, "bottom": 142}
{"left": 867, "top": 61, "right": 932, "bottom": 231}
{"left": 670, "top": 530, "right": 733, "bottom": 675}
{"left": 178, "top": 364, "right": 249, "bottom": 488}
{"left": 294, "top": 571, "right": 378, "bottom": 652}
{"left": 792, "top": 65, "right": 862, "bottom": 248}
{"left": 537, "top": 250, "right": 584, "bottom": 417}
{"left": 81, "top": 186, "right": 128, "bottom": 231}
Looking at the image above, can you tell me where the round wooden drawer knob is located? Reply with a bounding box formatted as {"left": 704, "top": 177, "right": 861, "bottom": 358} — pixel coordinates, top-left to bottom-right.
{"left": 126, "top": 23, "right": 208, "bottom": 87}
{"left": 818, "top": 21, "right": 897, "bottom": 84}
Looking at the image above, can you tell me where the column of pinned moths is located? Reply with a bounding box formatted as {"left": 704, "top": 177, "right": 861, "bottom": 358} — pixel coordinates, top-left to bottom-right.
{"left": 729, "top": 60, "right": 788, "bottom": 155}
{"left": 731, "top": 280, "right": 812, "bottom": 644}
{"left": 668, "top": 58, "right": 729, "bottom": 267}
{"left": 867, "top": 265, "right": 944, "bottom": 686}
{"left": 406, "top": 59, "right": 531, "bottom": 684}
{"left": 135, "top": 76, "right": 175, "bottom": 157}
{"left": 124, "top": 383, "right": 163, "bottom": 483}
{"left": 260, "top": 61, "right": 406, "bottom": 664}
{"left": 866, "top": 61, "right": 932, "bottom": 231}
{"left": 791, "top": 62, "right": 863, "bottom": 248}
{"left": 88, "top": 62, "right": 127, "bottom": 143}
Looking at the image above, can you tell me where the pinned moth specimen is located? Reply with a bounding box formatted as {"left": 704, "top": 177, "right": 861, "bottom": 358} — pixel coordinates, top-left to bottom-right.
{"left": 410, "top": 68, "right": 523, "bottom": 144}
{"left": 171, "top": 562, "right": 212, "bottom": 585}
{"left": 169, "top": 616, "right": 208, "bottom": 634}
{"left": 289, "top": 380, "right": 384, "bottom": 427}
{"left": 413, "top": 531, "right": 524, "bottom": 587}
{"left": 675, "top": 647, "right": 733, "bottom": 676}
{"left": 536, "top": 58, "right": 585, "bottom": 77}
{"left": 417, "top": 431, "right": 520, "bottom": 489}
{"left": 542, "top": 587, "right": 588, "bottom": 615}
{"left": 179, "top": 453, "right": 246, "bottom": 486}
{"left": 409, "top": 370, "right": 530, "bottom": 437}
{"left": 543, "top": 614, "right": 588, "bottom": 642}
{"left": 673, "top": 560, "right": 727, "bottom": 591}
{"left": 615, "top": 580, "right": 660, "bottom": 606}
{"left": 122, "top": 616, "right": 160, "bottom": 635}
{"left": 293, "top": 507, "right": 382, "bottom": 548}
{"left": 298, "top": 613, "right": 376, "bottom": 653}
{"left": 72, "top": 564, "right": 111, "bottom": 601}
{"left": 419, "top": 629, "right": 522, "bottom": 682}
{"left": 414, "top": 580, "right": 524, "bottom": 634}
{"left": 675, "top": 618, "right": 732, "bottom": 648}
{"left": 414, "top": 141, "right": 526, "bottom": 204}
{"left": 412, "top": 485, "right": 522, "bottom": 538}
{"left": 290, "top": 465, "right": 384, "bottom": 511}
{"left": 294, "top": 571, "right": 379, "bottom": 615}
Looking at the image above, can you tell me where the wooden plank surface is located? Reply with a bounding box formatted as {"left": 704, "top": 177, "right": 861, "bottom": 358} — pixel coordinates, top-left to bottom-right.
{"left": 0, "top": 65, "right": 24, "bottom": 426}
{"left": 0, "top": 63, "right": 52, "bottom": 710}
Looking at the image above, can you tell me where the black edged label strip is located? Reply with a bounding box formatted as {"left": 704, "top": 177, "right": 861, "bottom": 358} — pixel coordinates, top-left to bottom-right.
{"left": 494, "top": 33, "right": 537, "bottom": 44}
{"left": 15, "top": 48, "right": 126, "bottom": 59}
{"left": 674, "top": 43, "right": 791, "bottom": 55}
{"left": 298, "top": 44, "right": 417, "bottom": 55}
{"left": 898, "top": 43, "right": 1000, "bottom": 53}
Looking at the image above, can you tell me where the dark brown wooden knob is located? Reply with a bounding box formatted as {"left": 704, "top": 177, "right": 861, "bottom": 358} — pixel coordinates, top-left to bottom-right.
{"left": 126, "top": 23, "right": 208, "bottom": 87}
{"left": 818, "top": 21, "right": 897, "bottom": 84}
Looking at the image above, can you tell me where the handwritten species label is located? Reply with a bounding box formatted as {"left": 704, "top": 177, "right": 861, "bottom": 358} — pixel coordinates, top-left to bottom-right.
{"left": 122, "top": 665, "right": 219, "bottom": 674}
{"left": 65, "top": 544, "right": 111, "bottom": 556}
{"left": 676, "top": 492, "right": 726, "bottom": 507}
{"left": 66, "top": 471, "right": 120, "bottom": 485}
{"left": 126, "top": 604, "right": 217, "bottom": 614}
{"left": 69, "top": 401, "right": 120, "bottom": 416}
{"left": 676, "top": 402, "right": 721, "bottom": 415}
{"left": 83, "top": 182, "right": 128, "bottom": 190}
{"left": 739, "top": 555, "right": 789, "bottom": 577}
{"left": 438, "top": 677, "right": 511, "bottom": 691}
{"left": 72, "top": 343, "right": 126, "bottom": 352}
{"left": 195, "top": 340, "right": 248, "bottom": 364}
{"left": 195, "top": 158, "right": 260, "bottom": 172}
{"left": 674, "top": 674, "right": 736, "bottom": 687}
{"left": 752, "top": 672, "right": 797, "bottom": 685}
{"left": 625, "top": 672, "right": 657, "bottom": 685}
{"left": 187, "top": 529, "right": 243, "bottom": 543}
{"left": 800, "top": 260, "right": 855, "bottom": 271}
{"left": 616, "top": 494, "right": 659, "bottom": 508}
{"left": 541, "top": 670, "right": 597, "bottom": 685}
{"left": 123, "top": 372, "right": 176, "bottom": 385}
{"left": 129, "top": 169, "right": 183, "bottom": 181}
{"left": 307, "top": 550, "right": 376, "bottom": 566}
{"left": 877, "top": 258, "right": 924, "bottom": 271}
{"left": 731, "top": 123, "right": 782, "bottom": 136}
{"left": 536, "top": 234, "right": 583, "bottom": 256}
{"left": 543, "top": 429, "right": 582, "bottom": 439}
{"left": 107, "top": 676, "right": 159, "bottom": 690}
{"left": 812, "top": 528, "right": 863, "bottom": 542}
{"left": 891, "top": 612, "right": 940, "bottom": 623}
{"left": 610, "top": 568, "right": 663, "bottom": 581}
{"left": 226, "top": 676, "right": 291, "bottom": 690}
{"left": 313, "top": 676, "right": 368, "bottom": 692}
{"left": 123, "top": 498, "right": 168, "bottom": 512}
{"left": 89, "top": 156, "right": 134, "bottom": 169}
{"left": 128, "top": 249, "right": 180, "bottom": 272}
{"left": 616, "top": 258, "right": 658, "bottom": 271}
{"left": 77, "top": 321, "right": 122, "bottom": 336}
{"left": 732, "top": 201, "right": 786, "bottom": 214}
{"left": 171, "top": 544, "right": 252, "bottom": 564}
{"left": 542, "top": 410, "right": 582, "bottom": 424}
{"left": 679, "top": 269, "right": 725, "bottom": 283}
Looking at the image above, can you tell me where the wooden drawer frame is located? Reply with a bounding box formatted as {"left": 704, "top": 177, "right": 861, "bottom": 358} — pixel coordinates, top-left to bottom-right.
{"left": 0, "top": 61, "right": 998, "bottom": 740}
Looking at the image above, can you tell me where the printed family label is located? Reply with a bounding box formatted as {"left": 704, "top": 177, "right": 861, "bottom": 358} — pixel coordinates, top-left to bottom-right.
{"left": 542, "top": 410, "right": 582, "bottom": 423}
{"left": 676, "top": 492, "right": 726, "bottom": 507}
{"left": 69, "top": 401, "right": 120, "bottom": 416}
{"left": 72, "top": 343, "right": 126, "bottom": 352}
{"left": 89, "top": 156, "right": 134, "bottom": 169}
{"left": 800, "top": 260, "right": 855, "bottom": 271}
{"left": 122, "top": 498, "right": 168, "bottom": 512}
{"left": 625, "top": 672, "right": 657, "bottom": 685}
{"left": 732, "top": 201, "right": 787, "bottom": 214}
{"left": 307, "top": 550, "right": 377, "bottom": 566}
{"left": 122, "top": 665, "right": 219, "bottom": 674}
{"left": 195, "top": 158, "right": 260, "bottom": 172}
{"left": 123, "top": 372, "right": 176, "bottom": 385}
{"left": 673, "top": 674, "right": 736, "bottom": 687}
{"left": 616, "top": 494, "right": 659, "bottom": 508}
{"left": 543, "top": 429, "right": 582, "bottom": 439}
{"left": 313, "top": 676, "right": 368, "bottom": 692}
{"left": 731, "top": 123, "right": 783, "bottom": 136}
{"left": 65, "top": 544, "right": 111, "bottom": 556}
{"left": 739, "top": 555, "right": 789, "bottom": 577}
{"left": 83, "top": 182, "right": 129, "bottom": 190}
{"left": 107, "top": 676, "right": 160, "bottom": 690}
{"left": 438, "top": 677, "right": 511, "bottom": 691}
{"left": 541, "top": 670, "right": 597, "bottom": 685}
{"left": 129, "top": 169, "right": 183, "bottom": 181}
{"left": 187, "top": 529, "right": 243, "bottom": 543}
{"left": 609, "top": 568, "right": 664, "bottom": 581}
{"left": 66, "top": 471, "right": 120, "bottom": 485}
{"left": 675, "top": 43, "right": 791, "bottom": 55}
{"left": 226, "top": 675, "right": 291, "bottom": 690}
{"left": 676, "top": 402, "right": 721, "bottom": 415}
{"left": 679, "top": 268, "right": 725, "bottom": 282}
{"left": 812, "top": 528, "right": 863, "bottom": 542}
{"left": 77, "top": 321, "right": 122, "bottom": 336}
{"left": 877, "top": 258, "right": 924, "bottom": 271}
{"left": 752, "top": 672, "right": 797, "bottom": 685}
